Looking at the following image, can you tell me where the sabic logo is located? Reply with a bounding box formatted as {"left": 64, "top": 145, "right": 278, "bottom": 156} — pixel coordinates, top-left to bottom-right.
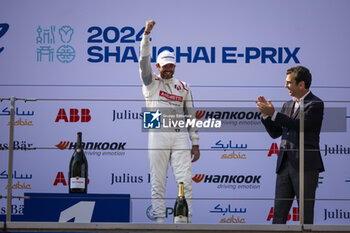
{"left": 6, "top": 181, "right": 31, "bottom": 190}
{"left": 221, "top": 151, "right": 246, "bottom": 159}
{"left": 267, "top": 143, "right": 279, "bottom": 157}
{"left": 55, "top": 108, "right": 91, "bottom": 122}
{"left": 220, "top": 215, "right": 246, "bottom": 224}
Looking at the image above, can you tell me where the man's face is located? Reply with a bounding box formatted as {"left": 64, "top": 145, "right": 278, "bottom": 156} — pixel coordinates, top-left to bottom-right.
{"left": 157, "top": 63, "right": 175, "bottom": 79}
{"left": 285, "top": 72, "right": 304, "bottom": 98}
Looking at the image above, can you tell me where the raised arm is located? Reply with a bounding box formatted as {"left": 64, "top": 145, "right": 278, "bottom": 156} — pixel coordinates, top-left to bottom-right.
{"left": 139, "top": 20, "right": 155, "bottom": 86}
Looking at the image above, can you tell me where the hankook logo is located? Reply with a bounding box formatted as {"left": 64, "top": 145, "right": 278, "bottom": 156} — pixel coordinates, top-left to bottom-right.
{"left": 55, "top": 141, "right": 126, "bottom": 150}
{"left": 195, "top": 110, "right": 261, "bottom": 120}
{"left": 192, "top": 174, "right": 261, "bottom": 184}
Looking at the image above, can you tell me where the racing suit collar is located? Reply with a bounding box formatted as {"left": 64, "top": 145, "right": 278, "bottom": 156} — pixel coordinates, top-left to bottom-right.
{"left": 161, "top": 76, "right": 174, "bottom": 85}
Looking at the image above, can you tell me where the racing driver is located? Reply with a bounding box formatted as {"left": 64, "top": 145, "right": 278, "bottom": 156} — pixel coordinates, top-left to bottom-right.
{"left": 139, "top": 20, "right": 200, "bottom": 223}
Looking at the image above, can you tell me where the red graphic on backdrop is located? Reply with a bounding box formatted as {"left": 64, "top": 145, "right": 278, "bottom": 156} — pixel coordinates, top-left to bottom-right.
{"left": 192, "top": 174, "right": 205, "bottom": 183}
{"left": 196, "top": 110, "right": 206, "bottom": 119}
{"left": 56, "top": 141, "right": 70, "bottom": 150}
{"left": 268, "top": 143, "right": 279, "bottom": 157}
{"left": 55, "top": 108, "right": 91, "bottom": 122}
{"left": 53, "top": 172, "right": 67, "bottom": 186}
{"left": 266, "top": 207, "right": 299, "bottom": 221}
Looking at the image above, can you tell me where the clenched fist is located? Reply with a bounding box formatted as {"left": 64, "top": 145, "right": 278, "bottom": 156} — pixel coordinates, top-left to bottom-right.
{"left": 144, "top": 20, "right": 155, "bottom": 35}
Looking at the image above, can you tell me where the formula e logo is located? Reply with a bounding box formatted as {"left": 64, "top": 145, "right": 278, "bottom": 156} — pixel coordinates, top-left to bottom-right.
{"left": 0, "top": 23, "right": 9, "bottom": 54}
{"left": 143, "top": 110, "right": 161, "bottom": 129}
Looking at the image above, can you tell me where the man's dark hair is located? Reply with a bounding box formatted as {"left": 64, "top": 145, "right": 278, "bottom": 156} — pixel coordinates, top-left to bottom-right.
{"left": 286, "top": 66, "right": 312, "bottom": 89}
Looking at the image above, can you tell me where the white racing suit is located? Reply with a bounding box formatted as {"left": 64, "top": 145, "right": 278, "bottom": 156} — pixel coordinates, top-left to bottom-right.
{"left": 139, "top": 34, "right": 199, "bottom": 219}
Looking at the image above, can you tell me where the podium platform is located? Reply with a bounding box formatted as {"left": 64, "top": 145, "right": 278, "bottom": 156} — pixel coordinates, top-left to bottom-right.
{"left": 0, "top": 193, "right": 130, "bottom": 223}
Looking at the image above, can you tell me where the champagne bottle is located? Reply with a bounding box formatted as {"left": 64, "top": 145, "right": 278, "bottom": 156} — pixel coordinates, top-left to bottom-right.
{"left": 69, "top": 132, "right": 88, "bottom": 193}
{"left": 173, "top": 182, "right": 189, "bottom": 223}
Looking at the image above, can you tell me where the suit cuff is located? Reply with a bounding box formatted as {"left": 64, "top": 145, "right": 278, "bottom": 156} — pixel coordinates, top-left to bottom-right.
{"left": 262, "top": 115, "right": 269, "bottom": 120}
{"left": 271, "top": 111, "right": 278, "bottom": 121}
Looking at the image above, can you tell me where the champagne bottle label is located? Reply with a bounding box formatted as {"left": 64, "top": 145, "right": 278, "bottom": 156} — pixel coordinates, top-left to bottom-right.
{"left": 70, "top": 177, "right": 85, "bottom": 189}
{"left": 174, "top": 216, "right": 188, "bottom": 224}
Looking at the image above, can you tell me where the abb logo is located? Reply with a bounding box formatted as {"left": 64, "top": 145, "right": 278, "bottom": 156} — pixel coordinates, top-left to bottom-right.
{"left": 268, "top": 143, "right": 279, "bottom": 157}
{"left": 266, "top": 207, "right": 299, "bottom": 222}
{"left": 55, "top": 109, "right": 91, "bottom": 122}
{"left": 192, "top": 174, "right": 205, "bottom": 183}
{"left": 53, "top": 171, "right": 89, "bottom": 186}
{"left": 54, "top": 172, "right": 67, "bottom": 186}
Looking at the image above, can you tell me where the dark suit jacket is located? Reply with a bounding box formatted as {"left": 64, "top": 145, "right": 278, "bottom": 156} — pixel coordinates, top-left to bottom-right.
{"left": 262, "top": 92, "right": 325, "bottom": 173}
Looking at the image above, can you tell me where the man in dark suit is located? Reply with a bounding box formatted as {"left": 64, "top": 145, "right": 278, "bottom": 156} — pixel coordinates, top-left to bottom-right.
{"left": 256, "top": 66, "right": 325, "bottom": 224}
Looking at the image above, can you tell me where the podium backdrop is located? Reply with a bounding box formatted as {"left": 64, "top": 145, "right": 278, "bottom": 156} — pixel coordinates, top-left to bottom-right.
{"left": 0, "top": 0, "right": 349, "bottom": 224}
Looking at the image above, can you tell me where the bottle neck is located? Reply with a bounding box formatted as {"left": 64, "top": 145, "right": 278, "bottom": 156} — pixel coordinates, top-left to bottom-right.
{"left": 178, "top": 183, "right": 184, "bottom": 197}
{"left": 76, "top": 132, "right": 82, "bottom": 150}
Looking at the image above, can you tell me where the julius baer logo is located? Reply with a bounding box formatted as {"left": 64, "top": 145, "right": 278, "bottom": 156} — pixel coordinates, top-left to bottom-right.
{"left": 143, "top": 110, "right": 222, "bottom": 129}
